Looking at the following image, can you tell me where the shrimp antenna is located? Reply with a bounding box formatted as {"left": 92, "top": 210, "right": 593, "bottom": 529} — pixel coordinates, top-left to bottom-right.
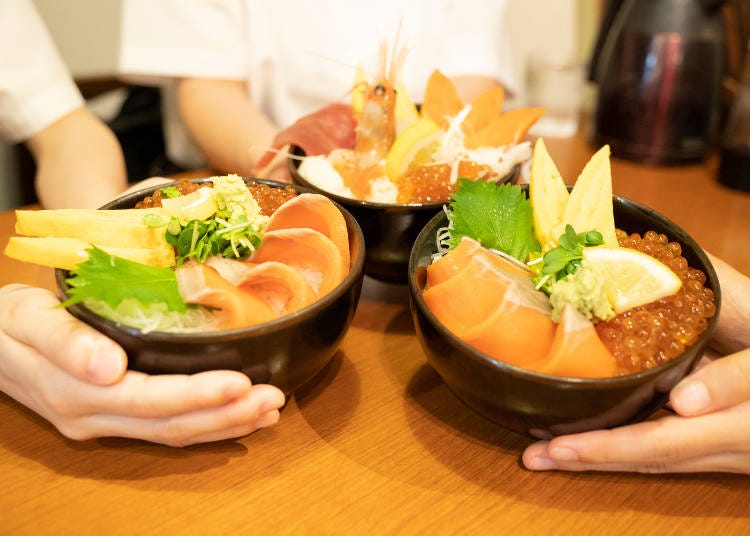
{"left": 301, "top": 48, "right": 376, "bottom": 78}
{"left": 388, "top": 18, "right": 406, "bottom": 84}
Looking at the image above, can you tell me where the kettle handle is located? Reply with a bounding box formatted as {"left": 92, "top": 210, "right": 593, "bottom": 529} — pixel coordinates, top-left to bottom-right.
{"left": 587, "top": 0, "right": 624, "bottom": 82}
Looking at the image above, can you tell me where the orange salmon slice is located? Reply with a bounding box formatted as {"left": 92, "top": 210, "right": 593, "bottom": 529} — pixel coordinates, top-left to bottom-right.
{"left": 237, "top": 261, "right": 316, "bottom": 316}
{"left": 176, "top": 262, "right": 276, "bottom": 329}
{"left": 421, "top": 70, "right": 464, "bottom": 129}
{"left": 265, "top": 193, "right": 350, "bottom": 274}
{"left": 536, "top": 304, "right": 618, "bottom": 378}
{"left": 463, "top": 86, "right": 505, "bottom": 136}
{"left": 427, "top": 236, "right": 533, "bottom": 289}
{"left": 423, "top": 254, "right": 555, "bottom": 368}
{"left": 251, "top": 228, "right": 344, "bottom": 297}
{"left": 465, "top": 107, "right": 546, "bottom": 149}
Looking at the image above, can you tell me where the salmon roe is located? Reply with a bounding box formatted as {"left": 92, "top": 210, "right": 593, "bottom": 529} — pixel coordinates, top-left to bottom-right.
{"left": 595, "top": 229, "right": 716, "bottom": 375}
{"left": 395, "top": 161, "right": 496, "bottom": 203}
{"left": 134, "top": 179, "right": 297, "bottom": 216}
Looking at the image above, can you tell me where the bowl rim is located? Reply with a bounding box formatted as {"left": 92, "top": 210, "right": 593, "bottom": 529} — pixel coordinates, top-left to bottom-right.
{"left": 408, "top": 189, "right": 722, "bottom": 387}
{"left": 55, "top": 176, "right": 366, "bottom": 342}
{"left": 287, "top": 144, "right": 519, "bottom": 211}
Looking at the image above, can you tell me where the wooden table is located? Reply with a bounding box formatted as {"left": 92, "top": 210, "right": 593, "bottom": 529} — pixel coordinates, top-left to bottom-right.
{"left": 1, "top": 131, "right": 749, "bottom": 534}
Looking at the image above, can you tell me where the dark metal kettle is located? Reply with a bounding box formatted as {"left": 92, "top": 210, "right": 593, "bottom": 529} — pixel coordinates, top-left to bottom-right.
{"left": 589, "top": 0, "right": 730, "bottom": 164}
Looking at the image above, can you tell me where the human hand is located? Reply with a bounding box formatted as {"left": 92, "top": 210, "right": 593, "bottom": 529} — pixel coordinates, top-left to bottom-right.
{"left": 522, "top": 254, "right": 750, "bottom": 474}
{"left": 522, "top": 347, "right": 750, "bottom": 474}
{"left": 0, "top": 284, "right": 285, "bottom": 447}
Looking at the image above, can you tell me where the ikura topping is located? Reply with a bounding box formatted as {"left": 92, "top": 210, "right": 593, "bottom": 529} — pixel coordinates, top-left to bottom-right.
{"left": 135, "top": 179, "right": 297, "bottom": 216}
{"left": 596, "top": 230, "right": 716, "bottom": 375}
{"left": 395, "top": 160, "right": 496, "bottom": 204}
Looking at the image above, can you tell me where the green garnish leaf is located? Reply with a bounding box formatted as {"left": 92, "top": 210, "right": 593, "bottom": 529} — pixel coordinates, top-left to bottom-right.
{"left": 61, "top": 247, "right": 187, "bottom": 313}
{"left": 532, "top": 224, "right": 604, "bottom": 294}
{"left": 445, "top": 179, "right": 540, "bottom": 261}
{"left": 163, "top": 175, "right": 268, "bottom": 265}
{"left": 160, "top": 186, "right": 181, "bottom": 199}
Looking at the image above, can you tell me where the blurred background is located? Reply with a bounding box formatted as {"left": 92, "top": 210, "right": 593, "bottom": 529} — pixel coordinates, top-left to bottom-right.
{"left": 0, "top": 0, "right": 699, "bottom": 210}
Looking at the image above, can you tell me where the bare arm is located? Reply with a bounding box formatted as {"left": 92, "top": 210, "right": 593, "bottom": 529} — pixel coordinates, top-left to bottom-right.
{"left": 176, "top": 78, "right": 279, "bottom": 177}
{"left": 26, "top": 107, "right": 127, "bottom": 209}
{"left": 451, "top": 75, "right": 509, "bottom": 103}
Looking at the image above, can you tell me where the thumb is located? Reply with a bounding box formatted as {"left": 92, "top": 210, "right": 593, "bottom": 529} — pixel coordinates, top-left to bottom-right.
{"left": 0, "top": 285, "right": 127, "bottom": 385}
{"left": 670, "top": 347, "right": 750, "bottom": 416}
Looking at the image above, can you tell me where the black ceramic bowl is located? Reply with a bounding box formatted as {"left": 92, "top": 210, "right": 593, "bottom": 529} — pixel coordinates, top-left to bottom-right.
{"left": 289, "top": 146, "right": 518, "bottom": 284}
{"left": 408, "top": 192, "right": 721, "bottom": 437}
{"left": 55, "top": 178, "right": 366, "bottom": 395}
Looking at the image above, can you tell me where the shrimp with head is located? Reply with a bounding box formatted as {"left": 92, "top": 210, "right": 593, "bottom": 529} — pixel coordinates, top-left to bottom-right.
{"left": 326, "top": 40, "right": 408, "bottom": 200}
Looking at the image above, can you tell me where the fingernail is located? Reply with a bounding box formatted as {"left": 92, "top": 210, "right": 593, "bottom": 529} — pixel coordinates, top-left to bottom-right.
{"left": 672, "top": 379, "right": 710, "bottom": 414}
{"left": 549, "top": 446, "right": 579, "bottom": 461}
{"left": 86, "top": 342, "right": 123, "bottom": 383}
{"left": 255, "top": 410, "right": 281, "bottom": 429}
{"left": 525, "top": 455, "right": 558, "bottom": 470}
{"left": 260, "top": 392, "right": 286, "bottom": 413}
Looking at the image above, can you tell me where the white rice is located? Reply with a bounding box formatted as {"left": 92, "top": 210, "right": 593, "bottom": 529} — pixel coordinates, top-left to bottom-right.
{"left": 298, "top": 152, "right": 398, "bottom": 204}
{"left": 366, "top": 177, "right": 398, "bottom": 203}
{"left": 298, "top": 155, "right": 355, "bottom": 199}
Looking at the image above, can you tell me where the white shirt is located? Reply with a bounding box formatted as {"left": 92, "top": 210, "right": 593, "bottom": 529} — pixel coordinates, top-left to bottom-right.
{"left": 0, "top": 0, "right": 83, "bottom": 143}
{"left": 119, "top": 0, "right": 518, "bottom": 168}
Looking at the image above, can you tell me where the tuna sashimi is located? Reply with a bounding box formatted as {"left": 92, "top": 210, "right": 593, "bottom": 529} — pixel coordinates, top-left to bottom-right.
{"left": 536, "top": 304, "right": 617, "bottom": 378}
{"left": 423, "top": 254, "right": 555, "bottom": 368}
{"left": 266, "top": 193, "right": 350, "bottom": 274}
{"left": 250, "top": 228, "right": 344, "bottom": 297}
{"left": 253, "top": 103, "right": 356, "bottom": 173}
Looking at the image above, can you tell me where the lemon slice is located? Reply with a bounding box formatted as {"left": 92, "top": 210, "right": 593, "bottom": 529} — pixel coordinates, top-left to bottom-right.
{"left": 582, "top": 246, "right": 682, "bottom": 314}
{"left": 161, "top": 187, "right": 218, "bottom": 222}
{"left": 385, "top": 117, "right": 443, "bottom": 180}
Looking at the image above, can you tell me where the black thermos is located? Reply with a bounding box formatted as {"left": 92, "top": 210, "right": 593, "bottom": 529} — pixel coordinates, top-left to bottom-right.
{"left": 590, "top": 0, "right": 726, "bottom": 164}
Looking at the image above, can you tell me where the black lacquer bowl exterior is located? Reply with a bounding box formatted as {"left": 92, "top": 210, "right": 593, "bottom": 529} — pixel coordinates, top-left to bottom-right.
{"left": 289, "top": 146, "right": 518, "bottom": 284}
{"left": 55, "top": 178, "right": 366, "bottom": 395}
{"left": 408, "top": 192, "right": 721, "bottom": 437}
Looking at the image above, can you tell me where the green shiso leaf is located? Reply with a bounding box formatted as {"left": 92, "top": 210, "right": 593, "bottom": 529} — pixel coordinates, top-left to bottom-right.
{"left": 61, "top": 247, "right": 187, "bottom": 313}
{"left": 446, "top": 178, "right": 540, "bottom": 261}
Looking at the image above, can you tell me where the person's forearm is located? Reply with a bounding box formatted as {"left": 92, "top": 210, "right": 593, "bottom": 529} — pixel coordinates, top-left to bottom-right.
{"left": 451, "top": 75, "right": 508, "bottom": 103}
{"left": 27, "top": 107, "right": 127, "bottom": 209}
{"left": 177, "top": 78, "right": 278, "bottom": 176}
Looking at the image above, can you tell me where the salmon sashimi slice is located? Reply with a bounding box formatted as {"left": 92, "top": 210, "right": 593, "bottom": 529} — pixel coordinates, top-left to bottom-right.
{"left": 205, "top": 256, "right": 256, "bottom": 285}
{"left": 250, "top": 228, "right": 344, "bottom": 297}
{"left": 465, "top": 107, "right": 546, "bottom": 149}
{"left": 423, "top": 254, "right": 555, "bottom": 368}
{"left": 237, "top": 261, "right": 317, "bottom": 316}
{"left": 463, "top": 86, "right": 505, "bottom": 136}
{"left": 175, "top": 262, "right": 276, "bottom": 329}
{"left": 265, "top": 193, "right": 350, "bottom": 274}
{"left": 426, "top": 236, "right": 533, "bottom": 289}
{"left": 536, "top": 304, "right": 618, "bottom": 378}
{"left": 421, "top": 70, "right": 464, "bottom": 130}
